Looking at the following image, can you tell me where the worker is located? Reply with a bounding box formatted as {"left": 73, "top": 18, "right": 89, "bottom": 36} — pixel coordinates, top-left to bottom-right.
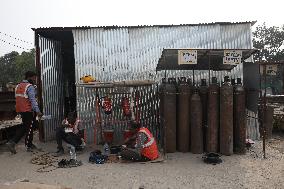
{"left": 6, "top": 71, "right": 43, "bottom": 154}
{"left": 120, "top": 121, "right": 159, "bottom": 162}
{"left": 53, "top": 111, "right": 85, "bottom": 157}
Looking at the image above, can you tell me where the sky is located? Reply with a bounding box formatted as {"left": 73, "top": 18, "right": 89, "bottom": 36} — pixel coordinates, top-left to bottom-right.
{"left": 0, "top": 0, "right": 283, "bottom": 56}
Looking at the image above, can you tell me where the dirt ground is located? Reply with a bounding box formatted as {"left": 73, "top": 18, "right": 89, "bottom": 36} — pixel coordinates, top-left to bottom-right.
{"left": 0, "top": 133, "right": 283, "bottom": 189}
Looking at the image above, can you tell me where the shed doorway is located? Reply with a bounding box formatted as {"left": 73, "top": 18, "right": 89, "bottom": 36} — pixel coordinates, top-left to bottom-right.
{"left": 36, "top": 30, "right": 76, "bottom": 141}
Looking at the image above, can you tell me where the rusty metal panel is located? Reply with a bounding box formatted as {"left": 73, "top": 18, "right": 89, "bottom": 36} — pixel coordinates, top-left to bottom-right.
{"left": 72, "top": 23, "right": 253, "bottom": 144}
{"left": 39, "top": 36, "right": 64, "bottom": 141}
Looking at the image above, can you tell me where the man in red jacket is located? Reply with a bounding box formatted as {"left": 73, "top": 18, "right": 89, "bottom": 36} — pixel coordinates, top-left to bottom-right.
{"left": 121, "top": 121, "right": 159, "bottom": 162}
{"left": 6, "top": 71, "right": 42, "bottom": 154}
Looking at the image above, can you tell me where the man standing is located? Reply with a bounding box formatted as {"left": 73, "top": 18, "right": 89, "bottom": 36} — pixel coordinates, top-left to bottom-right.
{"left": 6, "top": 71, "right": 42, "bottom": 154}
{"left": 121, "top": 121, "right": 159, "bottom": 162}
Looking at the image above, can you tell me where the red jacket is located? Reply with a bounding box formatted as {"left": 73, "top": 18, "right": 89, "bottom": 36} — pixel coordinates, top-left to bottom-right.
{"left": 15, "top": 82, "right": 32, "bottom": 113}
{"left": 138, "top": 127, "right": 159, "bottom": 160}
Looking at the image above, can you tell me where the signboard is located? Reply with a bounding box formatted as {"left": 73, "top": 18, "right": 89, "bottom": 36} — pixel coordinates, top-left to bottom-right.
{"left": 223, "top": 50, "right": 242, "bottom": 65}
{"left": 260, "top": 64, "right": 278, "bottom": 75}
{"left": 178, "top": 50, "right": 197, "bottom": 65}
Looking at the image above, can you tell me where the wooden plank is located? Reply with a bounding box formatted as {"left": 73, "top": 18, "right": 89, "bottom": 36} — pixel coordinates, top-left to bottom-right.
{"left": 76, "top": 80, "right": 155, "bottom": 88}
{"left": 0, "top": 120, "right": 21, "bottom": 130}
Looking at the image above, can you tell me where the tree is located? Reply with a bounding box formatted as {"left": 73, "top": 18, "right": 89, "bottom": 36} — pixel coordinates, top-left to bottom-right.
{"left": 253, "top": 23, "right": 284, "bottom": 94}
{"left": 0, "top": 51, "right": 19, "bottom": 87}
{"left": 0, "top": 49, "right": 35, "bottom": 88}
{"left": 253, "top": 23, "right": 284, "bottom": 61}
{"left": 14, "top": 49, "right": 36, "bottom": 83}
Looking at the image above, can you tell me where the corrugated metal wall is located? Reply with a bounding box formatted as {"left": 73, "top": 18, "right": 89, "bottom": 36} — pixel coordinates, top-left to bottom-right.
{"left": 39, "top": 36, "right": 64, "bottom": 141}
{"left": 72, "top": 23, "right": 255, "bottom": 144}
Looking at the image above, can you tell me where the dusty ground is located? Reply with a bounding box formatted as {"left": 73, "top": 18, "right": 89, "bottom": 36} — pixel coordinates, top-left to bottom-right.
{"left": 0, "top": 134, "right": 283, "bottom": 189}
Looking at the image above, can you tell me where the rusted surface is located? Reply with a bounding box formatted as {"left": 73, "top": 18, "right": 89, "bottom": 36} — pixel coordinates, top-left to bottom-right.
{"left": 264, "top": 106, "right": 274, "bottom": 139}
{"left": 162, "top": 78, "right": 177, "bottom": 153}
{"left": 199, "top": 79, "right": 208, "bottom": 152}
{"left": 177, "top": 77, "right": 191, "bottom": 152}
{"left": 233, "top": 79, "right": 246, "bottom": 154}
{"left": 0, "top": 92, "right": 16, "bottom": 121}
{"left": 206, "top": 77, "right": 220, "bottom": 153}
{"left": 220, "top": 78, "right": 234, "bottom": 155}
{"left": 190, "top": 91, "right": 203, "bottom": 154}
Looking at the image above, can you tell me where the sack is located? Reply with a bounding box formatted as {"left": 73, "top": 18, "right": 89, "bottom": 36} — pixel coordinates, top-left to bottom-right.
{"left": 89, "top": 150, "right": 108, "bottom": 164}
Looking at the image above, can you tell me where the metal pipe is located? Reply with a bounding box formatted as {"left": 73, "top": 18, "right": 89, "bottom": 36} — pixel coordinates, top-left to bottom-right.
{"left": 263, "top": 65, "right": 267, "bottom": 158}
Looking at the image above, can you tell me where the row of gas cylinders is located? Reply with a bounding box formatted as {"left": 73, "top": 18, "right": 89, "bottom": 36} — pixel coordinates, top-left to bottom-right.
{"left": 160, "top": 76, "right": 246, "bottom": 155}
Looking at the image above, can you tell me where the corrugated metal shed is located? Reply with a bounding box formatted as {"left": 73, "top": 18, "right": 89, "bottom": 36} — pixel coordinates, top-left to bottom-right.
{"left": 34, "top": 22, "right": 259, "bottom": 143}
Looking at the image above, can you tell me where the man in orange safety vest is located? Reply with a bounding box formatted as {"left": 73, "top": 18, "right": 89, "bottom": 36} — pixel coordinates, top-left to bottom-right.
{"left": 6, "top": 71, "right": 43, "bottom": 154}
{"left": 121, "top": 121, "right": 159, "bottom": 162}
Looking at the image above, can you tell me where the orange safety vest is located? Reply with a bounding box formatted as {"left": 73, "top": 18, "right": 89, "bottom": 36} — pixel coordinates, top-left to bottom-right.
{"left": 15, "top": 82, "right": 32, "bottom": 113}
{"left": 138, "top": 127, "right": 159, "bottom": 160}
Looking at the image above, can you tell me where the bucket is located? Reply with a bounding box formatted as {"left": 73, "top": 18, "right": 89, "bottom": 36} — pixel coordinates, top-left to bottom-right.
{"left": 103, "top": 129, "right": 114, "bottom": 144}
{"left": 123, "top": 130, "right": 133, "bottom": 141}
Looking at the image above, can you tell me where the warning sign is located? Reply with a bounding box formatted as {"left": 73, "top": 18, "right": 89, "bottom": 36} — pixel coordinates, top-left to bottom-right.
{"left": 178, "top": 50, "right": 197, "bottom": 65}
{"left": 223, "top": 50, "right": 242, "bottom": 65}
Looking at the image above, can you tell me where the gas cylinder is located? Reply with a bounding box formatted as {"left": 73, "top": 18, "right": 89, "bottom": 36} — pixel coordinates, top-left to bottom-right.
{"left": 163, "top": 78, "right": 177, "bottom": 153}
{"left": 177, "top": 77, "right": 191, "bottom": 152}
{"left": 231, "top": 78, "right": 236, "bottom": 86}
{"left": 199, "top": 79, "right": 208, "bottom": 152}
{"left": 190, "top": 89, "right": 203, "bottom": 154}
{"left": 206, "top": 77, "right": 220, "bottom": 153}
{"left": 233, "top": 78, "right": 246, "bottom": 154}
{"left": 220, "top": 76, "right": 234, "bottom": 155}
{"left": 159, "top": 78, "right": 166, "bottom": 151}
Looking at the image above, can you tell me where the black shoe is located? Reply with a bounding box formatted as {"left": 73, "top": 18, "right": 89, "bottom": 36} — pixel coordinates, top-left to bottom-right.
{"left": 6, "top": 141, "right": 16, "bottom": 154}
{"left": 26, "top": 144, "right": 42, "bottom": 152}
{"left": 69, "top": 159, "right": 82, "bottom": 167}
{"left": 53, "top": 149, "right": 64, "bottom": 157}
{"left": 26, "top": 147, "right": 33, "bottom": 152}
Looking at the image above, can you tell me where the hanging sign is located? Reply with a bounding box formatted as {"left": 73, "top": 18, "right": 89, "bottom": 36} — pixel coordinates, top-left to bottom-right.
{"left": 223, "top": 50, "right": 242, "bottom": 65}
{"left": 178, "top": 50, "right": 197, "bottom": 65}
{"left": 260, "top": 64, "right": 278, "bottom": 75}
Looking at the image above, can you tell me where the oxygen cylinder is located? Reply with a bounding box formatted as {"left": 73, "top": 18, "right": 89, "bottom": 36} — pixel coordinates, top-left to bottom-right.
{"left": 233, "top": 78, "right": 246, "bottom": 154}
{"left": 199, "top": 79, "right": 208, "bottom": 152}
{"left": 231, "top": 78, "right": 236, "bottom": 86}
{"left": 190, "top": 89, "right": 203, "bottom": 154}
{"left": 220, "top": 76, "right": 234, "bottom": 155}
{"left": 159, "top": 78, "right": 166, "bottom": 151}
{"left": 177, "top": 77, "right": 191, "bottom": 152}
{"left": 206, "top": 77, "right": 220, "bottom": 153}
{"left": 163, "top": 78, "right": 177, "bottom": 153}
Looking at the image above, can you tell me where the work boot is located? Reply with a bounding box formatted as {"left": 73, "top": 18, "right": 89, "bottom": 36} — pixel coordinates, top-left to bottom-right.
{"left": 26, "top": 144, "right": 41, "bottom": 152}
{"left": 53, "top": 148, "right": 64, "bottom": 157}
{"left": 6, "top": 141, "right": 16, "bottom": 154}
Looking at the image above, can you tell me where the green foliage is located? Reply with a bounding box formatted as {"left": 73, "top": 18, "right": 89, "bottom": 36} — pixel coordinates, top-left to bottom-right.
{"left": 0, "top": 49, "right": 35, "bottom": 87}
{"left": 253, "top": 23, "right": 284, "bottom": 61}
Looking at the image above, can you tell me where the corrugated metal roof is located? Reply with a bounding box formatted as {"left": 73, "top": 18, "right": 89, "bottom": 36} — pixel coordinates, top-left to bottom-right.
{"left": 32, "top": 21, "right": 257, "bottom": 31}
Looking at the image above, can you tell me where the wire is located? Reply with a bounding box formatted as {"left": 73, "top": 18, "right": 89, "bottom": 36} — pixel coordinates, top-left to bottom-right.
{"left": 0, "top": 31, "right": 33, "bottom": 45}
{"left": 0, "top": 38, "right": 31, "bottom": 51}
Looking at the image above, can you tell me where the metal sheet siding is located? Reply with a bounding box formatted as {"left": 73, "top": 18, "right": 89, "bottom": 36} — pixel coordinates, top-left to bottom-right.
{"left": 39, "top": 36, "right": 64, "bottom": 141}
{"left": 73, "top": 23, "right": 254, "bottom": 143}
